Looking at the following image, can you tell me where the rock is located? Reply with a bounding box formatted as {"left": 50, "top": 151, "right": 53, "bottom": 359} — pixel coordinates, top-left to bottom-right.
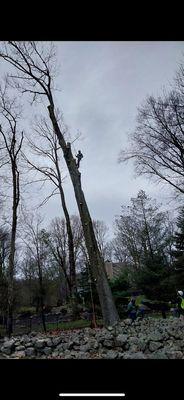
{"left": 63, "top": 350, "right": 77, "bottom": 359}
{"left": 3, "top": 339, "right": 15, "bottom": 348}
{"left": 52, "top": 351, "right": 59, "bottom": 357}
{"left": 1, "top": 339, "right": 15, "bottom": 354}
{"left": 95, "top": 333, "right": 104, "bottom": 343}
{"left": 0, "top": 354, "right": 9, "bottom": 359}
{"left": 75, "top": 352, "right": 89, "bottom": 359}
{"left": 106, "top": 326, "right": 114, "bottom": 331}
{"left": 20, "top": 335, "right": 30, "bottom": 344}
{"left": 124, "top": 342, "right": 130, "bottom": 351}
{"left": 178, "top": 340, "right": 184, "bottom": 350}
{"left": 25, "top": 347, "right": 35, "bottom": 357}
{"left": 104, "top": 332, "right": 114, "bottom": 340}
{"left": 149, "top": 341, "right": 162, "bottom": 352}
{"left": 103, "top": 350, "right": 118, "bottom": 359}
{"left": 88, "top": 329, "right": 96, "bottom": 336}
{"left": 12, "top": 351, "right": 25, "bottom": 358}
{"left": 1, "top": 347, "right": 12, "bottom": 355}
{"left": 16, "top": 345, "right": 25, "bottom": 351}
{"left": 57, "top": 344, "right": 64, "bottom": 353}
{"left": 15, "top": 341, "right": 21, "bottom": 346}
{"left": 166, "top": 351, "right": 183, "bottom": 359}
{"left": 103, "top": 339, "right": 114, "bottom": 348}
{"left": 89, "top": 339, "right": 99, "bottom": 349}
{"left": 115, "top": 334, "right": 128, "bottom": 347}
{"left": 123, "top": 351, "right": 147, "bottom": 359}
{"left": 52, "top": 337, "right": 62, "bottom": 346}
{"left": 35, "top": 339, "right": 46, "bottom": 349}
{"left": 171, "top": 332, "right": 183, "bottom": 340}
{"left": 3, "top": 336, "right": 10, "bottom": 342}
{"left": 148, "top": 332, "right": 164, "bottom": 342}
{"left": 43, "top": 347, "right": 52, "bottom": 355}
{"left": 1, "top": 315, "right": 184, "bottom": 359}
{"left": 25, "top": 342, "right": 33, "bottom": 348}
{"left": 129, "top": 336, "right": 139, "bottom": 344}
{"left": 136, "top": 339, "right": 147, "bottom": 352}
{"left": 80, "top": 343, "right": 92, "bottom": 352}
{"left": 60, "top": 343, "right": 69, "bottom": 351}
{"left": 124, "top": 319, "right": 132, "bottom": 325}
{"left": 46, "top": 339, "right": 53, "bottom": 347}
{"left": 129, "top": 344, "right": 141, "bottom": 353}
{"left": 150, "top": 351, "right": 168, "bottom": 359}
{"left": 68, "top": 341, "right": 75, "bottom": 350}
{"left": 72, "top": 337, "right": 80, "bottom": 346}
{"left": 30, "top": 331, "right": 38, "bottom": 337}
{"left": 117, "top": 352, "right": 125, "bottom": 359}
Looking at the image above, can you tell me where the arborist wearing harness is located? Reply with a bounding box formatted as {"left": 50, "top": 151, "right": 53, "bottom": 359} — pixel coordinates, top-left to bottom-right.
{"left": 76, "top": 150, "right": 83, "bottom": 168}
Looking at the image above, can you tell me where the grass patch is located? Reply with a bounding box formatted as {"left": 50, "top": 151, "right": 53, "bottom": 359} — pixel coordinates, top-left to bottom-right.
{"left": 0, "top": 319, "right": 104, "bottom": 337}
{"left": 46, "top": 319, "right": 103, "bottom": 331}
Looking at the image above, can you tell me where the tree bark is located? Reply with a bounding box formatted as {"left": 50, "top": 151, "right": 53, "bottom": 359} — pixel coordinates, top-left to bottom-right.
{"left": 48, "top": 104, "right": 119, "bottom": 326}
{"left": 7, "top": 164, "right": 18, "bottom": 337}
{"left": 55, "top": 147, "right": 78, "bottom": 318}
{"left": 38, "top": 269, "right": 46, "bottom": 333}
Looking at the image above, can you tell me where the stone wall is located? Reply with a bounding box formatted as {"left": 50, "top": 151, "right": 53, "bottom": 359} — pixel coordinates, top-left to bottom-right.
{"left": 1, "top": 316, "right": 184, "bottom": 359}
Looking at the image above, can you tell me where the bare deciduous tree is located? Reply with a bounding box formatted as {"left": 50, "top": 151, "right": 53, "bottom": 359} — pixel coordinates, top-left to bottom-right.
{"left": 113, "top": 190, "right": 173, "bottom": 272}
{"left": 0, "top": 82, "right": 23, "bottom": 335}
{"left": 47, "top": 217, "right": 75, "bottom": 304}
{"left": 21, "top": 213, "right": 48, "bottom": 332}
{"left": 22, "top": 117, "right": 79, "bottom": 316}
{"left": 0, "top": 41, "right": 119, "bottom": 325}
{"left": 93, "top": 220, "right": 109, "bottom": 260}
{"left": 119, "top": 86, "right": 184, "bottom": 197}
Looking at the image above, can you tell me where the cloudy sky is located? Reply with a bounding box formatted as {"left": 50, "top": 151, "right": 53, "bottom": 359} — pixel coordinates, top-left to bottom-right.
{"left": 43, "top": 42, "right": 184, "bottom": 232}
{"left": 2, "top": 41, "right": 184, "bottom": 237}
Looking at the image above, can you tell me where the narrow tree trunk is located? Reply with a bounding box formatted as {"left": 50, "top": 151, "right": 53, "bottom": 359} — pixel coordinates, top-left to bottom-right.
{"left": 40, "top": 294, "right": 46, "bottom": 333}
{"left": 48, "top": 104, "right": 119, "bottom": 326}
{"left": 7, "top": 166, "right": 18, "bottom": 337}
{"left": 141, "top": 200, "right": 154, "bottom": 260}
{"left": 0, "top": 250, "right": 2, "bottom": 277}
{"left": 55, "top": 150, "right": 78, "bottom": 318}
{"left": 37, "top": 261, "right": 46, "bottom": 333}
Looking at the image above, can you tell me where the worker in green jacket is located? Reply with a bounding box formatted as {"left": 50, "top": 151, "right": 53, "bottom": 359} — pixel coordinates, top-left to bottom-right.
{"left": 177, "top": 290, "right": 184, "bottom": 316}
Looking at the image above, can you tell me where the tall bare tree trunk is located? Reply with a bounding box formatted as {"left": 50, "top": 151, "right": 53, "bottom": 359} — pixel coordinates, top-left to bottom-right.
{"left": 37, "top": 263, "right": 47, "bottom": 333}
{"left": 55, "top": 148, "right": 78, "bottom": 318}
{"left": 7, "top": 165, "right": 18, "bottom": 337}
{"left": 0, "top": 42, "right": 119, "bottom": 326}
{"left": 48, "top": 104, "right": 119, "bottom": 326}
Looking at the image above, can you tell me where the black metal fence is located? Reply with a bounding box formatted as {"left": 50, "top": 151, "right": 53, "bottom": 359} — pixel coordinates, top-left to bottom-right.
{"left": 0, "top": 312, "right": 71, "bottom": 337}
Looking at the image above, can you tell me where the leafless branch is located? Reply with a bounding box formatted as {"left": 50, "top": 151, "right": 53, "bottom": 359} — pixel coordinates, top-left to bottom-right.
{"left": 37, "top": 186, "right": 59, "bottom": 208}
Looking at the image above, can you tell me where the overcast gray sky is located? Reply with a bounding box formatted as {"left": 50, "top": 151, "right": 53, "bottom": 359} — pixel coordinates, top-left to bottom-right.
{"left": 2, "top": 41, "right": 184, "bottom": 237}
{"left": 39, "top": 41, "right": 183, "bottom": 233}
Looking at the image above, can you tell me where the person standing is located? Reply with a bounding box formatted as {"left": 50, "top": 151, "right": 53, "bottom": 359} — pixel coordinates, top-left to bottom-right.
{"left": 127, "top": 298, "right": 137, "bottom": 322}
{"left": 177, "top": 290, "right": 184, "bottom": 316}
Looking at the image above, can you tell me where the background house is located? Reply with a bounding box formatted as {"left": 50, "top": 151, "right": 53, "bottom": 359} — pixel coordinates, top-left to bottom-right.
{"left": 105, "top": 261, "right": 126, "bottom": 280}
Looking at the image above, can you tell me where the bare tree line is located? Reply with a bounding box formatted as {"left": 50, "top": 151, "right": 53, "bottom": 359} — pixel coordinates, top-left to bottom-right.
{"left": 1, "top": 42, "right": 184, "bottom": 336}
{"left": 0, "top": 41, "right": 119, "bottom": 334}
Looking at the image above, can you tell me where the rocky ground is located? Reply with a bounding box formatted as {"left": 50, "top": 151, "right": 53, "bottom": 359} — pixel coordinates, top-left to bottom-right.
{"left": 1, "top": 316, "right": 184, "bottom": 359}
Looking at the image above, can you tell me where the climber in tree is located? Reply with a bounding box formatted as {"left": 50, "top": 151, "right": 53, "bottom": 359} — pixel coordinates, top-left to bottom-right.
{"left": 76, "top": 150, "right": 83, "bottom": 168}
